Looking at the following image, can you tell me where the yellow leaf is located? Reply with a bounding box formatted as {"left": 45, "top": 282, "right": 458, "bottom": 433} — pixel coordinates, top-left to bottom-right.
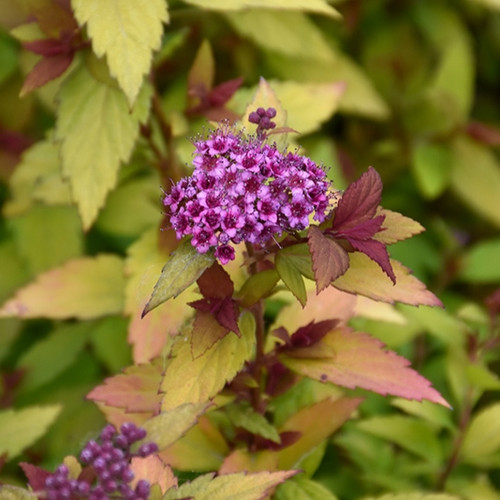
{"left": 183, "top": 0, "right": 340, "bottom": 17}
{"left": 0, "top": 405, "right": 61, "bottom": 459}
{"left": 163, "top": 470, "right": 297, "bottom": 500}
{"left": 125, "top": 229, "right": 197, "bottom": 363}
{"left": 451, "top": 135, "right": 500, "bottom": 228}
{"left": 0, "top": 255, "right": 125, "bottom": 319}
{"left": 55, "top": 62, "right": 152, "bottom": 228}
{"left": 333, "top": 253, "right": 442, "bottom": 307}
{"left": 161, "top": 312, "right": 255, "bottom": 411}
{"left": 4, "top": 139, "right": 71, "bottom": 217}
{"left": 71, "top": 0, "right": 168, "bottom": 105}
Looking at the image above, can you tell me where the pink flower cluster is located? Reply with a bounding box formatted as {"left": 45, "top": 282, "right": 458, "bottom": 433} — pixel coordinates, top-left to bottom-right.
{"left": 163, "top": 122, "right": 331, "bottom": 264}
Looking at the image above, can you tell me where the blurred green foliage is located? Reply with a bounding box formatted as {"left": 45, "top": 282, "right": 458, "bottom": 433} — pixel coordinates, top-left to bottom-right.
{"left": 0, "top": 1, "right": 499, "bottom": 499}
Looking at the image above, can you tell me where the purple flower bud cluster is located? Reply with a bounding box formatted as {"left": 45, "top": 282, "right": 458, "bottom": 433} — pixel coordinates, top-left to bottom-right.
{"left": 44, "top": 422, "right": 158, "bottom": 500}
{"left": 163, "top": 109, "right": 332, "bottom": 264}
{"left": 248, "top": 106, "right": 276, "bottom": 137}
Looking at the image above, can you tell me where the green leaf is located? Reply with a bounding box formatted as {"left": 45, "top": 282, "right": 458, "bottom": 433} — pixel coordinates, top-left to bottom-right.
{"left": 450, "top": 136, "right": 500, "bottom": 228}
{"left": 0, "top": 30, "right": 18, "bottom": 84}
{"left": 142, "top": 402, "right": 211, "bottom": 450}
{"left": 142, "top": 238, "right": 215, "bottom": 316}
{"left": 363, "top": 494, "right": 460, "bottom": 500}
{"left": 460, "top": 403, "right": 500, "bottom": 465}
{"left": 275, "top": 251, "right": 307, "bottom": 306}
{"left": 0, "top": 255, "right": 125, "bottom": 319}
{"left": 227, "top": 10, "right": 335, "bottom": 62}
{"left": 237, "top": 269, "right": 279, "bottom": 307}
{"left": 0, "top": 485, "right": 38, "bottom": 500}
{"left": 430, "top": 21, "right": 474, "bottom": 121}
{"left": 391, "top": 399, "right": 454, "bottom": 431}
{"left": 71, "top": 0, "right": 168, "bottom": 105}
{"left": 265, "top": 50, "right": 390, "bottom": 120}
{"left": 411, "top": 142, "right": 452, "bottom": 199}
{"left": 226, "top": 402, "right": 281, "bottom": 443}
{"left": 160, "top": 311, "right": 254, "bottom": 411}
{"left": 17, "top": 322, "right": 92, "bottom": 394}
{"left": 8, "top": 205, "right": 83, "bottom": 275}
{"left": 0, "top": 405, "right": 61, "bottom": 459}
{"left": 96, "top": 174, "right": 162, "bottom": 238}
{"left": 182, "top": 0, "right": 340, "bottom": 17}
{"left": 4, "top": 139, "right": 71, "bottom": 217}
{"left": 163, "top": 470, "right": 297, "bottom": 500}
{"left": 55, "top": 61, "right": 152, "bottom": 228}
{"left": 275, "top": 476, "right": 338, "bottom": 500}
{"left": 356, "top": 415, "right": 443, "bottom": 465}
{"left": 89, "top": 316, "right": 131, "bottom": 372}
{"left": 459, "top": 238, "right": 500, "bottom": 283}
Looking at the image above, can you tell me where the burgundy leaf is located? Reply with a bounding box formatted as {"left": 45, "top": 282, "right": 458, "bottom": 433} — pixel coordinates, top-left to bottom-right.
{"left": 189, "top": 297, "right": 240, "bottom": 335}
{"left": 214, "top": 297, "right": 241, "bottom": 335}
{"left": 197, "top": 262, "right": 234, "bottom": 299}
{"left": 23, "top": 38, "right": 67, "bottom": 56}
{"left": 289, "top": 319, "right": 338, "bottom": 348}
{"left": 334, "top": 214, "right": 385, "bottom": 241}
{"left": 308, "top": 225, "right": 349, "bottom": 293}
{"left": 333, "top": 167, "right": 382, "bottom": 231}
{"left": 208, "top": 77, "right": 244, "bottom": 107}
{"left": 20, "top": 462, "right": 50, "bottom": 492}
{"left": 21, "top": 53, "right": 73, "bottom": 96}
{"left": 348, "top": 239, "right": 396, "bottom": 283}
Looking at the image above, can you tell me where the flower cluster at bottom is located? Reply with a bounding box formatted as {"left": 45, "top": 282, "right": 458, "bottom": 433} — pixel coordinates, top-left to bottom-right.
{"left": 163, "top": 120, "right": 332, "bottom": 264}
{"left": 43, "top": 422, "right": 158, "bottom": 500}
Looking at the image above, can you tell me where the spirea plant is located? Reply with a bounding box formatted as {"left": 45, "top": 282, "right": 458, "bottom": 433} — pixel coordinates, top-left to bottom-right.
{"left": 1, "top": 2, "right": 499, "bottom": 500}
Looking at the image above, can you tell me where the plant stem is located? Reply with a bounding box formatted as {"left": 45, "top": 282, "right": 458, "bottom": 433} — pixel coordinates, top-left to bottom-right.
{"left": 245, "top": 242, "right": 267, "bottom": 415}
{"left": 436, "top": 388, "right": 474, "bottom": 490}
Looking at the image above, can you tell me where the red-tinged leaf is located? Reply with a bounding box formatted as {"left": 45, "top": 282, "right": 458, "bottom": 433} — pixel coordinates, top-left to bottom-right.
{"left": 333, "top": 167, "right": 382, "bottom": 231}
{"left": 191, "top": 309, "right": 231, "bottom": 359}
{"left": 86, "top": 363, "right": 162, "bottom": 414}
{"left": 373, "top": 208, "right": 424, "bottom": 245}
{"left": 335, "top": 214, "right": 385, "bottom": 240}
{"left": 466, "top": 120, "right": 500, "bottom": 146}
{"left": 0, "top": 255, "right": 125, "bottom": 320}
{"left": 288, "top": 320, "right": 338, "bottom": 349}
{"left": 281, "top": 327, "right": 450, "bottom": 407}
{"left": 347, "top": 238, "right": 396, "bottom": 283}
{"left": 208, "top": 77, "right": 244, "bottom": 107}
{"left": 20, "top": 53, "right": 73, "bottom": 96}
{"left": 130, "top": 455, "right": 177, "bottom": 494}
{"left": 190, "top": 297, "right": 240, "bottom": 336}
{"left": 333, "top": 252, "right": 443, "bottom": 307}
{"left": 23, "top": 38, "right": 68, "bottom": 56}
{"left": 308, "top": 225, "right": 349, "bottom": 293}
{"left": 276, "top": 396, "right": 363, "bottom": 469}
{"left": 197, "top": 262, "right": 234, "bottom": 299}
{"left": 20, "top": 462, "right": 50, "bottom": 492}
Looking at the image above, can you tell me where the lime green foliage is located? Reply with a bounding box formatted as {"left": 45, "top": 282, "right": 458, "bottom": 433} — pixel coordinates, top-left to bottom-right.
{"left": 0, "top": 1, "right": 499, "bottom": 499}
{"left": 0, "top": 405, "right": 61, "bottom": 459}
